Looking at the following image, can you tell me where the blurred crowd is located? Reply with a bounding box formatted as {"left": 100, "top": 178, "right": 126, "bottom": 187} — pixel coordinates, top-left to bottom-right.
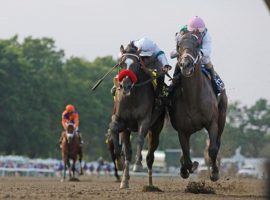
{"left": 0, "top": 156, "right": 115, "bottom": 177}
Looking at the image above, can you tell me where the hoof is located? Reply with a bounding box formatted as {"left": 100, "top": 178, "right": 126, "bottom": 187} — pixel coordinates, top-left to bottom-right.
{"left": 115, "top": 176, "right": 121, "bottom": 182}
{"left": 60, "top": 178, "right": 65, "bottom": 182}
{"left": 115, "top": 179, "right": 121, "bottom": 183}
{"left": 190, "top": 161, "right": 199, "bottom": 173}
{"left": 133, "top": 163, "right": 143, "bottom": 172}
{"left": 210, "top": 171, "right": 219, "bottom": 182}
{"left": 142, "top": 185, "right": 163, "bottom": 192}
{"left": 180, "top": 167, "right": 190, "bottom": 179}
{"left": 69, "top": 177, "right": 80, "bottom": 182}
{"left": 120, "top": 181, "right": 129, "bottom": 189}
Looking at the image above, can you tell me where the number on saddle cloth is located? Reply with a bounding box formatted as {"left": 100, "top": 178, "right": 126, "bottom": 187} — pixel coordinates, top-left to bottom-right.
{"left": 149, "top": 69, "right": 158, "bottom": 90}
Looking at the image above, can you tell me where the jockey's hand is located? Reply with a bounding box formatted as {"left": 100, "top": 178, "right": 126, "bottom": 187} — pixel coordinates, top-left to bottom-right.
{"left": 162, "top": 65, "right": 172, "bottom": 72}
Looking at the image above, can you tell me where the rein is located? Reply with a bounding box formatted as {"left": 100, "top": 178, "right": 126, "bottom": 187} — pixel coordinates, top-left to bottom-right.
{"left": 180, "top": 52, "right": 200, "bottom": 65}
{"left": 133, "top": 72, "right": 165, "bottom": 88}
{"left": 122, "top": 53, "right": 140, "bottom": 61}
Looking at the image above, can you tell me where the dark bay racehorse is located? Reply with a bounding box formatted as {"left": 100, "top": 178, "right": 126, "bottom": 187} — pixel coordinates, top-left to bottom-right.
{"left": 61, "top": 123, "right": 83, "bottom": 181}
{"left": 108, "top": 44, "right": 166, "bottom": 189}
{"left": 169, "top": 32, "right": 227, "bottom": 181}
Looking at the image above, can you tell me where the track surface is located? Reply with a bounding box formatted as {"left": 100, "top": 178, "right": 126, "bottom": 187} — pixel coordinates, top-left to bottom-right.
{"left": 0, "top": 176, "right": 267, "bottom": 199}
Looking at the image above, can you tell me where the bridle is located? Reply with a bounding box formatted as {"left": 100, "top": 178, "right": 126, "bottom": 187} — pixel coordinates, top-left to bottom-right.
{"left": 121, "top": 53, "right": 140, "bottom": 62}
{"left": 118, "top": 53, "right": 164, "bottom": 88}
{"left": 177, "top": 34, "right": 202, "bottom": 77}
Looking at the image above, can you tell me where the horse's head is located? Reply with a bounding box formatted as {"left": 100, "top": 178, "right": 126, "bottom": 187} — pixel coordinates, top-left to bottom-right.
{"left": 66, "top": 123, "right": 75, "bottom": 143}
{"left": 117, "top": 43, "right": 142, "bottom": 96}
{"left": 177, "top": 32, "right": 201, "bottom": 77}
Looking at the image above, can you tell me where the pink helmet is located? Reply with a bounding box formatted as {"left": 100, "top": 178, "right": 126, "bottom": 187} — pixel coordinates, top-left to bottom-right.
{"left": 187, "top": 16, "right": 206, "bottom": 32}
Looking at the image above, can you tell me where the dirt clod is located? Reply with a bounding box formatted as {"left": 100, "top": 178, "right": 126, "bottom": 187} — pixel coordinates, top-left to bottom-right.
{"left": 185, "top": 181, "right": 216, "bottom": 194}
{"left": 142, "top": 185, "right": 163, "bottom": 192}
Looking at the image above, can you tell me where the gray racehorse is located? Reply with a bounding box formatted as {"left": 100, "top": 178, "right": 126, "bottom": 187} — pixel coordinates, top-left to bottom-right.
{"left": 108, "top": 43, "right": 165, "bottom": 189}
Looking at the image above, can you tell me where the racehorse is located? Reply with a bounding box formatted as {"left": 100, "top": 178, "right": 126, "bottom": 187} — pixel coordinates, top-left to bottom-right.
{"left": 61, "top": 123, "right": 83, "bottom": 181}
{"left": 108, "top": 43, "right": 166, "bottom": 189}
{"left": 169, "top": 32, "right": 227, "bottom": 181}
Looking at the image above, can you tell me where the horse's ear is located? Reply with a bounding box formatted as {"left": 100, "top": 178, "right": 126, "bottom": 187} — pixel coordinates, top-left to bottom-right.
{"left": 120, "top": 45, "right": 125, "bottom": 54}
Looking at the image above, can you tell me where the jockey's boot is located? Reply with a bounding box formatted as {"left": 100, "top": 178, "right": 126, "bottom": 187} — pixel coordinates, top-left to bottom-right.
{"left": 155, "top": 75, "right": 168, "bottom": 106}
{"left": 206, "top": 62, "right": 220, "bottom": 97}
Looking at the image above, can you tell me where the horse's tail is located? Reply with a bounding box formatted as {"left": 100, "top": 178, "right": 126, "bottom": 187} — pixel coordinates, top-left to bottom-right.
{"left": 217, "top": 90, "right": 228, "bottom": 135}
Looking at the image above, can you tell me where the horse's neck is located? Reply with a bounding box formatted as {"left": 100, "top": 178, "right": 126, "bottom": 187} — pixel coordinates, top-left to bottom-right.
{"left": 181, "top": 67, "right": 203, "bottom": 108}
{"left": 137, "top": 70, "right": 150, "bottom": 82}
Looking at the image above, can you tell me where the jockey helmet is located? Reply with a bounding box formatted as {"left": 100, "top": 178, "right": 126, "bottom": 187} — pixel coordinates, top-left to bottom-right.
{"left": 187, "top": 16, "right": 206, "bottom": 32}
{"left": 66, "top": 104, "right": 75, "bottom": 113}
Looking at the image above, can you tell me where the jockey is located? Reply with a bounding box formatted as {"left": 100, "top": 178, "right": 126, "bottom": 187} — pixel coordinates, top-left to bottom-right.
{"left": 114, "top": 37, "right": 172, "bottom": 99}
{"left": 59, "top": 104, "right": 83, "bottom": 146}
{"left": 133, "top": 37, "right": 171, "bottom": 72}
{"left": 171, "top": 16, "right": 221, "bottom": 95}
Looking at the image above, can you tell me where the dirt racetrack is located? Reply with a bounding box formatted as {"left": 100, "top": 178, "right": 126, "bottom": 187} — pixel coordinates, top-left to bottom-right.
{"left": 0, "top": 176, "right": 267, "bottom": 200}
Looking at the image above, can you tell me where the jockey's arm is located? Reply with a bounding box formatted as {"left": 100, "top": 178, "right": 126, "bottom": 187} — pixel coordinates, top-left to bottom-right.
{"left": 74, "top": 114, "right": 79, "bottom": 129}
{"left": 200, "top": 32, "right": 212, "bottom": 58}
{"left": 62, "top": 118, "right": 68, "bottom": 130}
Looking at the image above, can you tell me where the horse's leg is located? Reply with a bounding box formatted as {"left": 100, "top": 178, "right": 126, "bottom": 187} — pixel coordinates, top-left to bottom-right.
{"left": 133, "top": 119, "right": 150, "bottom": 172}
{"left": 62, "top": 159, "right": 67, "bottom": 182}
{"left": 79, "top": 148, "right": 83, "bottom": 175}
{"left": 146, "top": 110, "right": 164, "bottom": 186}
{"left": 178, "top": 132, "right": 198, "bottom": 179}
{"left": 146, "top": 130, "right": 159, "bottom": 186}
{"left": 113, "top": 159, "right": 120, "bottom": 181}
{"left": 109, "top": 139, "right": 120, "bottom": 181}
{"left": 61, "top": 151, "right": 66, "bottom": 181}
{"left": 108, "top": 116, "right": 123, "bottom": 168}
{"left": 207, "top": 122, "right": 220, "bottom": 182}
{"left": 120, "top": 130, "right": 131, "bottom": 189}
{"left": 72, "top": 159, "right": 76, "bottom": 178}
{"left": 67, "top": 158, "right": 72, "bottom": 179}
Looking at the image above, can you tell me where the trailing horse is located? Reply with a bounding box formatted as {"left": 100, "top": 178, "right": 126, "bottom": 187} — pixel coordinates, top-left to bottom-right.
{"left": 108, "top": 44, "right": 166, "bottom": 189}
{"left": 169, "top": 32, "right": 227, "bottom": 181}
{"left": 61, "top": 123, "right": 83, "bottom": 181}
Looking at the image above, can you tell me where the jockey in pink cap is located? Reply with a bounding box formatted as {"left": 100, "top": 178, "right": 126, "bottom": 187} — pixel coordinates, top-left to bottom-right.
{"left": 170, "top": 16, "right": 221, "bottom": 94}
